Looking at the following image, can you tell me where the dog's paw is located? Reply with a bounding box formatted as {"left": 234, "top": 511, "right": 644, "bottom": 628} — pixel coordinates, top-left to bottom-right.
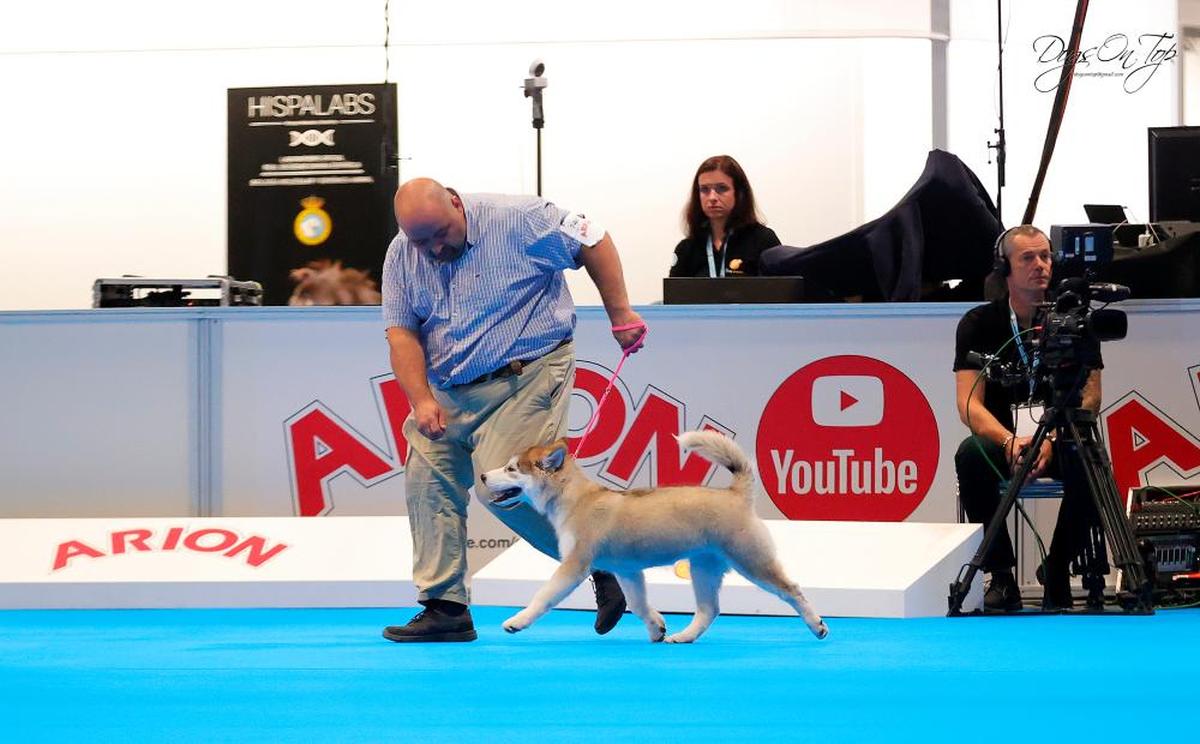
{"left": 647, "top": 610, "right": 667, "bottom": 642}
{"left": 503, "top": 613, "right": 530, "bottom": 634}
{"left": 664, "top": 633, "right": 695, "bottom": 644}
{"left": 814, "top": 622, "right": 829, "bottom": 640}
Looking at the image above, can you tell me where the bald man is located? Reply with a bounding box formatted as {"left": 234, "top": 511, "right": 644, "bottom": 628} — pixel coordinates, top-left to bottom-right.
{"left": 381, "top": 178, "right": 645, "bottom": 642}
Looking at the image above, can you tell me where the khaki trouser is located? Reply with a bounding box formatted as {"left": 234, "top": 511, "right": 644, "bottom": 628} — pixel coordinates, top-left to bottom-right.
{"left": 402, "top": 341, "right": 575, "bottom": 605}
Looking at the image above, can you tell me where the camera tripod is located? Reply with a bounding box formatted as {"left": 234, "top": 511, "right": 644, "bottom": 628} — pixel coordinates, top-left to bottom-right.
{"left": 947, "top": 367, "right": 1155, "bottom": 616}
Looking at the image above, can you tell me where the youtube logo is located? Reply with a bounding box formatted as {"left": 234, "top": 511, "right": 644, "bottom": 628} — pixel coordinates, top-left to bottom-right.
{"left": 811, "top": 375, "right": 884, "bottom": 427}
{"left": 756, "top": 355, "right": 939, "bottom": 521}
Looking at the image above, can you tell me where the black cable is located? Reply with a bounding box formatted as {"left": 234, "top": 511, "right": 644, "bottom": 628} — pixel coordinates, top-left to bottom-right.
{"left": 383, "top": 0, "right": 391, "bottom": 82}
{"left": 993, "top": 0, "right": 1006, "bottom": 219}
{"left": 379, "top": 0, "right": 398, "bottom": 180}
{"left": 1144, "top": 485, "right": 1200, "bottom": 506}
{"left": 1023, "top": 0, "right": 1090, "bottom": 224}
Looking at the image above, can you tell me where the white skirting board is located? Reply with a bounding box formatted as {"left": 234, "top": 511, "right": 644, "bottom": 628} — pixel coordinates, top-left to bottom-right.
{"left": 0, "top": 516, "right": 416, "bottom": 609}
{"left": 471, "top": 521, "right": 984, "bottom": 618}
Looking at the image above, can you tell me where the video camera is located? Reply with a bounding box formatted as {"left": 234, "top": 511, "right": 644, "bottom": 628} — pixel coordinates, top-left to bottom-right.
{"left": 963, "top": 350, "right": 1027, "bottom": 388}
{"left": 1030, "top": 224, "right": 1128, "bottom": 377}
{"left": 1032, "top": 277, "right": 1129, "bottom": 375}
{"left": 966, "top": 279, "right": 1128, "bottom": 391}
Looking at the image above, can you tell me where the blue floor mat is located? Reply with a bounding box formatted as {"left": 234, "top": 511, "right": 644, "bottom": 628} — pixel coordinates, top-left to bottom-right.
{"left": 2, "top": 605, "right": 1195, "bottom": 742}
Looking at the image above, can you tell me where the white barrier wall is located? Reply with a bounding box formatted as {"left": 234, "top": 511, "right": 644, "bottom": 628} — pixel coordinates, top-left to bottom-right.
{"left": 0, "top": 516, "right": 415, "bottom": 609}
{"left": 3, "top": 302, "right": 1200, "bottom": 575}
{"left": 472, "top": 521, "right": 986, "bottom": 619}
{"left": 0, "top": 316, "right": 198, "bottom": 516}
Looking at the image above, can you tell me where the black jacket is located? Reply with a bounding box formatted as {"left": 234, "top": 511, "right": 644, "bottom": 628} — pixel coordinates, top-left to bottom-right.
{"left": 669, "top": 223, "right": 781, "bottom": 277}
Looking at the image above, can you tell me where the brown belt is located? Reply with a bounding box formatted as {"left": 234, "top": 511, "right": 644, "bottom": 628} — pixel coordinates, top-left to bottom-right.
{"left": 463, "top": 337, "right": 571, "bottom": 386}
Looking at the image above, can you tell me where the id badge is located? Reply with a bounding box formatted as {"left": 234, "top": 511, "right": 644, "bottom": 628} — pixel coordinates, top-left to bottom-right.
{"left": 1013, "top": 404, "right": 1044, "bottom": 438}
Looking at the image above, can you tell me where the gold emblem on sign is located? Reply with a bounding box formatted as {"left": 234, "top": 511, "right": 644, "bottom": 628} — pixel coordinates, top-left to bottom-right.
{"left": 294, "top": 196, "right": 332, "bottom": 246}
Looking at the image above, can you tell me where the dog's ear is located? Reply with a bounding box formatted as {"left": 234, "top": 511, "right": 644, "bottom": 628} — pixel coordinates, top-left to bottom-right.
{"left": 539, "top": 443, "right": 568, "bottom": 472}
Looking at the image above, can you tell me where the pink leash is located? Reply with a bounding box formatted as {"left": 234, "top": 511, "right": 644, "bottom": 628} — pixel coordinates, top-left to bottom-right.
{"left": 572, "top": 321, "right": 647, "bottom": 457}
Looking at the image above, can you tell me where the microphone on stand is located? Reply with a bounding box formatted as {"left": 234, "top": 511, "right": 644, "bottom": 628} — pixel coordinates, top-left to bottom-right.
{"left": 523, "top": 59, "right": 548, "bottom": 195}
{"left": 523, "top": 59, "right": 547, "bottom": 130}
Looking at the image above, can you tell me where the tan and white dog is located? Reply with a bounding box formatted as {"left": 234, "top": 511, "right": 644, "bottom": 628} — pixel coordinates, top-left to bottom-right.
{"left": 480, "top": 430, "right": 829, "bottom": 643}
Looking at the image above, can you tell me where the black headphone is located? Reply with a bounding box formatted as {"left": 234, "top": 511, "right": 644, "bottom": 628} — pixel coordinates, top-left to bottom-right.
{"left": 993, "top": 225, "right": 1051, "bottom": 277}
{"left": 992, "top": 226, "right": 1016, "bottom": 277}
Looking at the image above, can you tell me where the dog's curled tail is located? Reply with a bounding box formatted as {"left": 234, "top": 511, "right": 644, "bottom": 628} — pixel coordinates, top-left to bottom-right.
{"left": 676, "top": 430, "right": 754, "bottom": 496}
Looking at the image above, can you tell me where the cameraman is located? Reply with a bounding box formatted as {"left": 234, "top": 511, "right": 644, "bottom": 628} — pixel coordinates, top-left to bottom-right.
{"left": 952, "top": 225, "right": 1105, "bottom": 611}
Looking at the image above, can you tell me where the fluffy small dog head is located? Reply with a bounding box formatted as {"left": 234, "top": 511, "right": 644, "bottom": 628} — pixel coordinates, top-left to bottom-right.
{"left": 287, "top": 260, "right": 382, "bottom": 306}
{"left": 481, "top": 439, "right": 571, "bottom": 513}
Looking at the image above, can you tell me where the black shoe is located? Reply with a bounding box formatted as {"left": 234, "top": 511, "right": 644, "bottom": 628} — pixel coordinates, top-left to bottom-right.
{"left": 591, "top": 571, "right": 626, "bottom": 635}
{"left": 1039, "top": 562, "right": 1074, "bottom": 610}
{"left": 1082, "top": 572, "right": 1106, "bottom": 610}
{"left": 382, "top": 601, "right": 477, "bottom": 643}
{"left": 983, "top": 571, "right": 1022, "bottom": 611}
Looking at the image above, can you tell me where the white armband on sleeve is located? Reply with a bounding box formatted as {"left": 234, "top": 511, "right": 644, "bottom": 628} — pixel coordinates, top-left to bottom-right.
{"left": 559, "top": 213, "right": 605, "bottom": 247}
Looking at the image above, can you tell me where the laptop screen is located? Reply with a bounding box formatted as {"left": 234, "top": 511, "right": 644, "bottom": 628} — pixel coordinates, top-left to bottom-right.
{"left": 662, "top": 277, "right": 807, "bottom": 305}
{"left": 1082, "top": 204, "right": 1127, "bottom": 224}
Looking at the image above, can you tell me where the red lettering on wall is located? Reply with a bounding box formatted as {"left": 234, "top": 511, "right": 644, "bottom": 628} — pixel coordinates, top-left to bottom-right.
{"left": 1103, "top": 393, "right": 1200, "bottom": 496}
{"left": 604, "top": 388, "right": 725, "bottom": 487}
{"left": 111, "top": 529, "right": 152, "bottom": 555}
{"left": 51, "top": 529, "right": 290, "bottom": 571}
{"left": 567, "top": 366, "right": 628, "bottom": 459}
{"left": 373, "top": 376, "right": 412, "bottom": 467}
{"left": 225, "top": 536, "right": 290, "bottom": 567}
{"left": 184, "top": 529, "right": 239, "bottom": 553}
{"left": 52, "top": 540, "right": 104, "bottom": 571}
{"left": 162, "top": 526, "right": 184, "bottom": 550}
{"left": 284, "top": 371, "right": 730, "bottom": 511}
{"left": 286, "top": 405, "right": 394, "bottom": 516}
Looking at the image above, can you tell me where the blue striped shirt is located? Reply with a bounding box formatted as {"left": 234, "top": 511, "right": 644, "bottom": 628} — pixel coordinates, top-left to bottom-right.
{"left": 381, "top": 193, "right": 585, "bottom": 388}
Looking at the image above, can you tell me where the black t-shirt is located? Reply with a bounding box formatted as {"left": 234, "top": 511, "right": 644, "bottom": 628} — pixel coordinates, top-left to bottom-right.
{"left": 953, "top": 298, "right": 1103, "bottom": 431}
{"left": 669, "top": 223, "right": 781, "bottom": 277}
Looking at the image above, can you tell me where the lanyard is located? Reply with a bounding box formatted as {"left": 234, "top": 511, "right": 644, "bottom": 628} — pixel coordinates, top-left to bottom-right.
{"left": 705, "top": 234, "right": 726, "bottom": 278}
{"left": 1008, "top": 302, "right": 1038, "bottom": 398}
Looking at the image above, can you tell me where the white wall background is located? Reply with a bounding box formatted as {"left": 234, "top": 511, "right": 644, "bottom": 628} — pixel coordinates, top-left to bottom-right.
{"left": 0, "top": 0, "right": 1190, "bottom": 311}
{"left": 1182, "top": 0, "right": 1200, "bottom": 123}
{"left": 949, "top": 0, "right": 1184, "bottom": 227}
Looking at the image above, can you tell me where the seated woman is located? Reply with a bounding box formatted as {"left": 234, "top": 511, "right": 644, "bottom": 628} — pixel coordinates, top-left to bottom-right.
{"left": 669, "top": 155, "right": 780, "bottom": 277}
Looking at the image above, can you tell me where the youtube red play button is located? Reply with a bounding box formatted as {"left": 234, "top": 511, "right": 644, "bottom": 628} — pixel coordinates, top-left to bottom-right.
{"left": 812, "top": 375, "right": 883, "bottom": 427}
{"left": 757, "top": 355, "right": 939, "bottom": 521}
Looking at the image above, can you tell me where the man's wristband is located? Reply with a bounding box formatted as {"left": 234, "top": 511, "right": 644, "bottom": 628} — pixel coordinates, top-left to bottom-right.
{"left": 1001, "top": 433, "right": 1014, "bottom": 452}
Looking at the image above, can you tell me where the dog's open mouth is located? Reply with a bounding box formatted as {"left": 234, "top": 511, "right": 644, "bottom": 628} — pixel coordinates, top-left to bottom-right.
{"left": 489, "top": 487, "right": 523, "bottom": 510}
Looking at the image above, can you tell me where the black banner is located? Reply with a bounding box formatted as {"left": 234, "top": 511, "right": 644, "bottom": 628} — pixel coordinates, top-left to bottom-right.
{"left": 227, "top": 83, "right": 398, "bottom": 305}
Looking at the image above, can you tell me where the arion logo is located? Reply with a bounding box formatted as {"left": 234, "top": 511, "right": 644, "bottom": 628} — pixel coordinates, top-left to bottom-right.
{"left": 756, "top": 355, "right": 939, "bottom": 521}
{"left": 283, "top": 365, "right": 731, "bottom": 516}
{"left": 52, "top": 527, "right": 289, "bottom": 572}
